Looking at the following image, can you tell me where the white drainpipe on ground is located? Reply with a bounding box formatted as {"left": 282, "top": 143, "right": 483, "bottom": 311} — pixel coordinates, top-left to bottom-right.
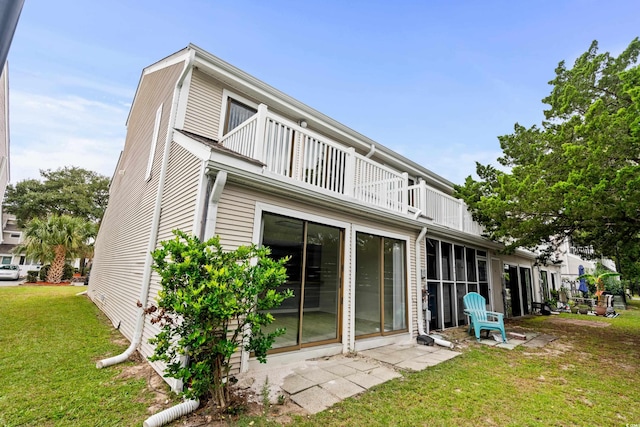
{"left": 143, "top": 399, "right": 200, "bottom": 427}
{"left": 415, "top": 227, "right": 454, "bottom": 349}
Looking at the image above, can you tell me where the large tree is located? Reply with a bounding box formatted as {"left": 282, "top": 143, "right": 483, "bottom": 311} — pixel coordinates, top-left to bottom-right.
{"left": 16, "top": 214, "right": 97, "bottom": 283}
{"left": 455, "top": 38, "right": 640, "bottom": 269}
{"left": 4, "top": 166, "right": 109, "bottom": 227}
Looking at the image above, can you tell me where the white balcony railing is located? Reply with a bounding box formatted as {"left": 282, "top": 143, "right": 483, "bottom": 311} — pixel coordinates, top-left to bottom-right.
{"left": 219, "top": 104, "right": 482, "bottom": 234}
{"left": 408, "top": 182, "right": 484, "bottom": 235}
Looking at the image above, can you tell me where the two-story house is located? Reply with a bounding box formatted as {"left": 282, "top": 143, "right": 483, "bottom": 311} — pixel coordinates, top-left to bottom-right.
{"left": 88, "top": 45, "right": 570, "bottom": 388}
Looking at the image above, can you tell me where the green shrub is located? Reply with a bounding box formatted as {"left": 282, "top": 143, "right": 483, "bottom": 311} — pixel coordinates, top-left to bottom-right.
{"left": 145, "top": 230, "right": 292, "bottom": 408}
{"left": 26, "top": 270, "right": 39, "bottom": 283}
{"left": 38, "top": 264, "right": 75, "bottom": 281}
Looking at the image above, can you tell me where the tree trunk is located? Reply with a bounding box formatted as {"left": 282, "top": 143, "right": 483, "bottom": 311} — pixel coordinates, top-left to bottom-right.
{"left": 47, "top": 246, "right": 66, "bottom": 283}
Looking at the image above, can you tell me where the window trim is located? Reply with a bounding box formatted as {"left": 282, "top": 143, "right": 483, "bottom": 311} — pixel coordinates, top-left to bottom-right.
{"left": 218, "top": 89, "right": 259, "bottom": 140}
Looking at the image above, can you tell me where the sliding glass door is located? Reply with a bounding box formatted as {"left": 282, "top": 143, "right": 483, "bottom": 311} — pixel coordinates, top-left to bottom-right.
{"left": 355, "top": 232, "right": 407, "bottom": 338}
{"left": 261, "top": 213, "right": 343, "bottom": 350}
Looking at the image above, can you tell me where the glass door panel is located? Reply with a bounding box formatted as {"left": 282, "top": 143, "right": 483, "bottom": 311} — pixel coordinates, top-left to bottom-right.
{"left": 356, "top": 233, "right": 407, "bottom": 337}
{"left": 261, "top": 213, "right": 342, "bottom": 350}
{"left": 355, "top": 233, "right": 381, "bottom": 336}
{"left": 261, "top": 214, "right": 303, "bottom": 348}
{"left": 301, "top": 223, "right": 341, "bottom": 344}
{"left": 384, "top": 239, "right": 406, "bottom": 332}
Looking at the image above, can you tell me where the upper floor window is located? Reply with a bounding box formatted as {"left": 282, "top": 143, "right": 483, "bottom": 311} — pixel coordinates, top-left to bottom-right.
{"left": 224, "top": 98, "right": 257, "bottom": 134}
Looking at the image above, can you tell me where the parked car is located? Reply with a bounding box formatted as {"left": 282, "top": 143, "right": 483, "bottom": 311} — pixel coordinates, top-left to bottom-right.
{"left": 0, "top": 264, "right": 20, "bottom": 280}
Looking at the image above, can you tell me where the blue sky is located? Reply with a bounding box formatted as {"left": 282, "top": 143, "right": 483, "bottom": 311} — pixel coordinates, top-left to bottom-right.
{"left": 6, "top": 0, "right": 640, "bottom": 185}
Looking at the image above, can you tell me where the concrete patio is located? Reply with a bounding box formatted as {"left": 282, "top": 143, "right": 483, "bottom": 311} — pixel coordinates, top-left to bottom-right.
{"left": 235, "top": 343, "right": 461, "bottom": 414}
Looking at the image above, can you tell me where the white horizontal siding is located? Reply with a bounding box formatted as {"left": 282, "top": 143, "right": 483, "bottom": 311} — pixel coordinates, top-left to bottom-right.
{"left": 88, "top": 60, "right": 185, "bottom": 351}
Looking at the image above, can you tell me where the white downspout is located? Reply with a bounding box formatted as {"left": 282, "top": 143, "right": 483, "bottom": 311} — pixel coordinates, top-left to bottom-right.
{"left": 203, "top": 170, "right": 228, "bottom": 240}
{"left": 365, "top": 143, "right": 375, "bottom": 158}
{"left": 415, "top": 227, "right": 454, "bottom": 349}
{"left": 97, "top": 50, "right": 196, "bottom": 369}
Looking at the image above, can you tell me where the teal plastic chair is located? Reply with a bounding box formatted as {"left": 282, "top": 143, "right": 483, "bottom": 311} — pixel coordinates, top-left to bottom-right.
{"left": 463, "top": 292, "right": 507, "bottom": 343}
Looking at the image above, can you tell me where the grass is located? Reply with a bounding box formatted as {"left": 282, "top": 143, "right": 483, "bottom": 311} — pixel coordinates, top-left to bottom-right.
{"left": 284, "top": 300, "right": 640, "bottom": 427}
{"left": 2, "top": 286, "right": 640, "bottom": 426}
{"left": 0, "top": 286, "right": 163, "bottom": 427}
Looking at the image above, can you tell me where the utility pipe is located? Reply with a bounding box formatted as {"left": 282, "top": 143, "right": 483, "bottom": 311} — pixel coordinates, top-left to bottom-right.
{"left": 142, "top": 400, "right": 200, "bottom": 427}
{"left": 414, "top": 226, "right": 454, "bottom": 349}
{"left": 97, "top": 50, "right": 195, "bottom": 369}
{"left": 143, "top": 399, "right": 200, "bottom": 427}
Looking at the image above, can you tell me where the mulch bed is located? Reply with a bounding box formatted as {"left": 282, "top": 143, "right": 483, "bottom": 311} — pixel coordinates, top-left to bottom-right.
{"left": 22, "top": 281, "right": 72, "bottom": 286}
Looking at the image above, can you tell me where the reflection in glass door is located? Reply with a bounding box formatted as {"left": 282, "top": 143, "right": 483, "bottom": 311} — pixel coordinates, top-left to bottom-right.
{"left": 520, "top": 267, "right": 532, "bottom": 315}
{"left": 355, "top": 233, "right": 407, "bottom": 337}
{"left": 261, "top": 213, "right": 342, "bottom": 350}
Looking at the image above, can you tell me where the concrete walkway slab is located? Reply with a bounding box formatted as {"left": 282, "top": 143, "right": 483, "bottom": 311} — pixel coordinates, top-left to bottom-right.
{"left": 290, "top": 385, "right": 340, "bottom": 414}
{"left": 235, "top": 342, "right": 462, "bottom": 415}
{"left": 281, "top": 374, "right": 315, "bottom": 394}
{"left": 345, "top": 371, "right": 387, "bottom": 389}
{"left": 319, "top": 377, "right": 366, "bottom": 399}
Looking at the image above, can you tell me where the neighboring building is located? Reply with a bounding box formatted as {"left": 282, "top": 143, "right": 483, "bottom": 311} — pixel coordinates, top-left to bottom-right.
{"left": 0, "top": 212, "right": 40, "bottom": 276}
{"left": 87, "top": 45, "right": 598, "bottom": 388}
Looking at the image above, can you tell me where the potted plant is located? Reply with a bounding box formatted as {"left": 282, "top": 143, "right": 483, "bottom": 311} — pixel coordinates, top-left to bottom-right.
{"left": 568, "top": 300, "right": 578, "bottom": 314}
{"left": 577, "top": 270, "right": 621, "bottom": 316}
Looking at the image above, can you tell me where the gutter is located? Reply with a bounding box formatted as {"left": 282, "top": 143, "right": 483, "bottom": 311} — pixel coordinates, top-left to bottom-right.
{"left": 415, "top": 227, "right": 454, "bottom": 349}
{"left": 96, "top": 50, "right": 196, "bottom": 369}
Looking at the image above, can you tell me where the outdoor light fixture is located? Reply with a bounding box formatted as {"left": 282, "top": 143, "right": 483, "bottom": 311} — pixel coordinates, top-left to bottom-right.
{"left": 299, "top": 119, "right": 308, "bottom": 128}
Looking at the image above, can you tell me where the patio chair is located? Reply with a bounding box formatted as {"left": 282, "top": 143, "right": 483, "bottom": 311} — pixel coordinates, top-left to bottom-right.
{"left": 463, "top": 292, "right": 507, "bottom": 343}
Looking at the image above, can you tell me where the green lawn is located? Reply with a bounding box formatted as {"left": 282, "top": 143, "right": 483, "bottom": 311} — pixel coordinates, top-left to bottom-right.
{"left": 0, "top": 286, "right": 162, "bottom": 427}
{"left": 287, "top": 300, "right": 640, "bottom": 427}
{"left": 2, "top": 286, "right": 640, "bottom": 427}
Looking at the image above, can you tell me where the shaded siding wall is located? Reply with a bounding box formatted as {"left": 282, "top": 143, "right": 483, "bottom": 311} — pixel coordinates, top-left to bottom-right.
{"left": 183, "top": 69, "right": 223, "bottom": 140}
{"left": 215, "top": 183, "right": 419, "bottom": 368}
{"left": 139, "top": 143, "right": 203, "bottom": 367}
{"left": 88, "top": 62, "right": 185, "bottom": 350}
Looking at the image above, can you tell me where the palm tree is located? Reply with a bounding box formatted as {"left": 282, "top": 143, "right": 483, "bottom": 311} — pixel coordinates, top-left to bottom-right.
{"left": 16, "top": 215, "right": 97, "bottom": 283}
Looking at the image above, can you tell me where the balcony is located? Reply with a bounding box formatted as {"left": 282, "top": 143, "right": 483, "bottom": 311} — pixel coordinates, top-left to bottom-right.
{"left": 220, "top": 104, "right": 483, "bottom": 236}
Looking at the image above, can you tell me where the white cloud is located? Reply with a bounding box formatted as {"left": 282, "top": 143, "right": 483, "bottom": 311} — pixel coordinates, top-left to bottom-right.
{"left": 9, "top": 90, "right": 128, "bottom": 183}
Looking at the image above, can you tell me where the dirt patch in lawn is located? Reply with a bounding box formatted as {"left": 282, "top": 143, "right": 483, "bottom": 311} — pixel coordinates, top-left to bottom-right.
{"left": 115, "top": 352, "right": 307, "bottom": 425}
{"left": 545, "top": 317, "right": 611, "bottom": 328}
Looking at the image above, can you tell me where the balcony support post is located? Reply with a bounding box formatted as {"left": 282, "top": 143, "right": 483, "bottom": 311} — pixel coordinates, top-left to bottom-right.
{"left": 344, "top": 147, "right": 356, "bottom": 197}
{"left": 253, "top": 104, "right": 268, "bottom": 163}
{"left": 401, "top": 172, "right": 409, "bottom": 214}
